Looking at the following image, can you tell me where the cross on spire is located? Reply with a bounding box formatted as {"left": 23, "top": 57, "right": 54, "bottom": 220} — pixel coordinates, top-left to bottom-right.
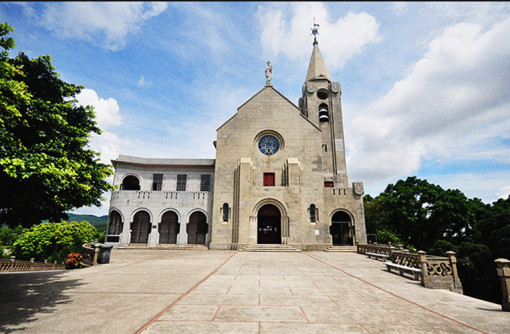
{"left": 311, "top": 19, "right": 319, "bottom": 45}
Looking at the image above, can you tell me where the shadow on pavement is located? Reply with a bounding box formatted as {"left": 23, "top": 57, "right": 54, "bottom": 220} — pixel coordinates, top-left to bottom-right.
{"left": 0, "top": 270, "right": 83, "bottom": 333}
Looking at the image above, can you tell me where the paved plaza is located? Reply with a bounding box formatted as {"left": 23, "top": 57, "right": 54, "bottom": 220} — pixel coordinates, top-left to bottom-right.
{"left": 1, "top": 250, "right": 509, "bottom": 333}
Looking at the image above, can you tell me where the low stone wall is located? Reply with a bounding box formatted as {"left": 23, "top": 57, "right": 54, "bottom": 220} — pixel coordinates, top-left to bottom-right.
{"left": 81, "top": 243, "right": 100, "bottom": 266}
{"left": 0, "top": 258, "right": 65, "bottom": 271}
{"left": 358, "top": 243, "right": 463, "bottom": 293}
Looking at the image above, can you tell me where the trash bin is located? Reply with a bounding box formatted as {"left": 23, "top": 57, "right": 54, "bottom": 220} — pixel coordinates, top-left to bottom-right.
{"left": 98, "top": 245, "right": 113, "bottom": 264}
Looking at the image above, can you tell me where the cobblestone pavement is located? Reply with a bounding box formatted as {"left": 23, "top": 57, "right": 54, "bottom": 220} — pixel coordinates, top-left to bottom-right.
{"left": 1, "top": 250, "right": 509, "bottom": 333}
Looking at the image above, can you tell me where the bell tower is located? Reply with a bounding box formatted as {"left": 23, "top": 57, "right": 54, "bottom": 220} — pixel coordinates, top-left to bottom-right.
{"left": 299, "top": 23, "right": 348, "bottom": 187}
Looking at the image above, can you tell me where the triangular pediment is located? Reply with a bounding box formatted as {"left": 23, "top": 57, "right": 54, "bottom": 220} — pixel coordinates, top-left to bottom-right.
{"left": 217, "top": 86, "right": 319, "bottom": 132}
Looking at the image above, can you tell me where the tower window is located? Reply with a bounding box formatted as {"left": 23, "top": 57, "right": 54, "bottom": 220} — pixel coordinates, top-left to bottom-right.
{"left": 263, "top": 173, "right": 275, "bottom": 186}
{"left": 200, "top": 174, "right": 211, "bottom": 191}
{"left": 222, "top": 203, "right": 229, "bottom": 222}
{"left": 324, "top": 181, "right": 334, "bottom": 188}
{"left": 176, "top": 174, "right": 187, "bottom": 191}
{"left": 152, "top": 174, "right": 163, "bottom": 191}
{"left": 317, "top": 89, "right": 329, "bottom": 100}
{"left": 309, "top": 204, "right": 316, "bottom": 223}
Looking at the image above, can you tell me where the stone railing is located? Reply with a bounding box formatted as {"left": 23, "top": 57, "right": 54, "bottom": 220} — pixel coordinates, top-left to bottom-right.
{"left": 357, "top": 243, "right": 463, "bottom": 293}
{"left": 357, "top": 242, "right": 406, "bottom": 256}
{"left": 0, "top": 258, "right": 65, "bottom": 272}
{"left": 418, "top": 250, "right": 463, "bottom": 294}
{"left": 390, "top": 250, "right": 419, "bottom": 268}
{"left": 81, "top": 243, "right": 100, "bottom": 266}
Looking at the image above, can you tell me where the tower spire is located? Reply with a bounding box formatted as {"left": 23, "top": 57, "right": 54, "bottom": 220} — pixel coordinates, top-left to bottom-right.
{"left": 306, "top": 20, "right": 331, "bottom": 82}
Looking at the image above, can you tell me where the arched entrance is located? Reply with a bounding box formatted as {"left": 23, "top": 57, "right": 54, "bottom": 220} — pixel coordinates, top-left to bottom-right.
{"left": 131, "top": 211, "right": 150, "bottom": 244}
{"left": 187, "top": 211, "right": 207, "bottom": 244}
{"left": 257, "top": 204, "right": 281, "bottom": 244}
{"left": 330, "top": 211, "right": 353, "bottom": 246}
{"left": 159, "top": 211, "right": 179, "bottom": 244}
{"left": 106, "top": 210, "right": 123, "bottom": 243}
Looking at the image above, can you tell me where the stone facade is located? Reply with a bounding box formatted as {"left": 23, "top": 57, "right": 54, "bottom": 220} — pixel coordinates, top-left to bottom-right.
{"left": 106, "top": 43, "right": 366, "bottom": 249}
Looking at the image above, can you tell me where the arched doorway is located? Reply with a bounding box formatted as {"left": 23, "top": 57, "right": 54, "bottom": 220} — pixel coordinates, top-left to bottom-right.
{"left": 159, "top": 211, "right": 179, "bottom": 244}
{"left": 106, "top": 210, "right": 123, "bottom": 243}
{"left": 131, "top": 211, "right": 150, "bottom": 244}
{"left": 330, "top": 211, "right": 353, "bottom": 246}
{"left": 258, "top": 204, "right": 281, "bottom": 244}
{"left": 187, "top": 212, "right": 207, "bottom": 244}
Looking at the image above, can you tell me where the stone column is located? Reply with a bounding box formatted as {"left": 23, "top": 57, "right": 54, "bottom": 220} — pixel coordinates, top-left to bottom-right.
{"left": 446, "top": 251, "right": 463, "bottom": 294}
{"left": 417, "top": 251, "right": 428, "bottom": 288}
{"left": 495, "top": 258, "right": 510, "bottom": 311}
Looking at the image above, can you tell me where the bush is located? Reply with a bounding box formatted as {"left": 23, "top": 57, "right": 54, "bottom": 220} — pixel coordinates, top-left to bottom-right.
{"left": 12, "top": 221, "right": 99, "bottom": 262}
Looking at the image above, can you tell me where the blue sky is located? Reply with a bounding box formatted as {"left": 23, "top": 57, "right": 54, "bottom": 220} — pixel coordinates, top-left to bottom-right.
{"left": 2, "top": 2, "right": 510, "bottom": 216}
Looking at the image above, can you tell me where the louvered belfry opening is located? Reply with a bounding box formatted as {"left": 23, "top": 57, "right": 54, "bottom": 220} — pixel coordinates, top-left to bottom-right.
{"left": 257, "top": 204, "right": 281, "bottom": 244}
{"left": 187, "top": 212, "right": 207, "bottom": 244}
{"left": 159, "top": 211, "right": 179, "bottom": 244}
{"left": 131, "top": 211, "right": 150, "bottom": 244}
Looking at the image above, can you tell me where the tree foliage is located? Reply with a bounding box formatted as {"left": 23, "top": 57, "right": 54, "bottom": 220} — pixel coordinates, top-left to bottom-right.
{"left": 0, "top": 224, "right": 24, "bottom": 246}
{"left": 0, "top": 23, "right": 113, "bottom": 227}
{"left": 12, "top": 220, "right": 99, "bottom": 262}
{"left": 364, "top": 176, "right": 510, "bottom": 303}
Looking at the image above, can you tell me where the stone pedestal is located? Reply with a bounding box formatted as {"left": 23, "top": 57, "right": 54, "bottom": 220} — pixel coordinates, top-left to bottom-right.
{"left": 495, "top": 258, "right": 510, "bottom": 311}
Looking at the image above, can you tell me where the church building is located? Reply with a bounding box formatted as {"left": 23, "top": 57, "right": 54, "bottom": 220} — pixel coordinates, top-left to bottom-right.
{"left": 105, "top": 34, "right": 367, "bottom": 250}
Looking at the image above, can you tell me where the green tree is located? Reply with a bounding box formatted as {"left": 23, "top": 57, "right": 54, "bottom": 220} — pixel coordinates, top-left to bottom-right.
{"left": 0, "top": 23, "right": 113, "bottom": 227}
{"left": 12, "top": 220, "right": 99, "bottom": 262}
{"left": 0, "top": 224, "right": 25, "bottom": 246}
{"left": 368, "top": 177, "right": 475, "bottom": 250}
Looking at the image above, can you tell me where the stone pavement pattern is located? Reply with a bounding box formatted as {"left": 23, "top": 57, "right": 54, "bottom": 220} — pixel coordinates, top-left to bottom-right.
{"left": 1, "top": 250, "right": 509, "bottom": 333}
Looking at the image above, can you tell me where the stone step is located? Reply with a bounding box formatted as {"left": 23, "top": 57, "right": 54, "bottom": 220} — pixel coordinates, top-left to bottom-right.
{"left": 324, "top": 246, "right": 357, "bottom": 252}
{"left": 240, "top": 244, "right": 302, "bottom": 252}
{"left": 118, "top": 244, "right": 209, "bottom": 250}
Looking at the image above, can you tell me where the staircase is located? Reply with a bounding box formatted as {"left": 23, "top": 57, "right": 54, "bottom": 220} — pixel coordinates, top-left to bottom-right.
{"left": 324, "top": 245, "right": 357, "bottom": 252}
{"left": 240, "top": 244, "right": 302, "bottom": 252}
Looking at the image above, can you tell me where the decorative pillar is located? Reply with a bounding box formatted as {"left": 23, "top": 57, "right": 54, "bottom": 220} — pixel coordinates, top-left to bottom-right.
{"left": 417, "top": 251, "right": 428, "bottom": 287}
{"left": 446, "top": 251, "right": 463, "bottom": 294}
{"left": 93, "top": 244, "right": 100, "bottom": 265}
{"left": 495, "top": 258, "right": 510, "bottom": 311}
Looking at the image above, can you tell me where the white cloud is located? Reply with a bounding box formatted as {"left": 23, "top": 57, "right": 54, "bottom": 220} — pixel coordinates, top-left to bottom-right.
{"left": 76, "top": 88, "right": 121, "bottom": 129}
{"left": 348, "top": 18, "right": 510, "bottom": 186}
{"left": 257, "top": 2, "right": 380, "bottom": 71}
{"left": 38, "top": 2, "right": 168, "bottom": 51}
{"left": 137, "top": 75, "right": 152, "bottom": 88}
{"left": 76, "top": 89, "right": 122, "bottom": 164}
{"left": 497, "top": 186, "right": 510, "bottom": 200}
{"left": 392, "top": 2, "right": 409, "bottom": 16}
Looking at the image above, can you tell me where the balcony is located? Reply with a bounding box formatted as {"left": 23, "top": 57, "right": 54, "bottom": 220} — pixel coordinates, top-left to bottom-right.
{"left": 110, "top": 190, "right": 210, "bottom": 206}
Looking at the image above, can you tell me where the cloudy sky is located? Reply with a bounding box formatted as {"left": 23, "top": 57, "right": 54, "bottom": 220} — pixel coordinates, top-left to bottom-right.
{"left": 2, "top": 2, "right": 510, "bottom": 216}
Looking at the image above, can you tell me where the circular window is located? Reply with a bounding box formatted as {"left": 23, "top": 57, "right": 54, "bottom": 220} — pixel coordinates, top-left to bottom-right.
{"left": 258, "top": 135, "right": 280, "bottom": 155}
{"left": 317, "top": 89, "right": 329, "bottom": 100}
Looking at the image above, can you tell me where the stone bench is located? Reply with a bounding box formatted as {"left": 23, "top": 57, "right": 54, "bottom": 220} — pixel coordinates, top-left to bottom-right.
{"left": 366, "top": 252, "right": 389, "bottom": 261}
{"left": 385, "top": 262, "right": 421, "bottom": 280}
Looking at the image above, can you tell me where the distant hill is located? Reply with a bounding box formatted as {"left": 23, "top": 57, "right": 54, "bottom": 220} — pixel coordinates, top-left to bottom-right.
{"left": 66, "top": 213, "right": 108, "bottom": 233}
{"left": 40, "top": 213, "right": 108, "bottom": 233}
{"left": 67, "top": 213, "right": 108, "bottom": 225}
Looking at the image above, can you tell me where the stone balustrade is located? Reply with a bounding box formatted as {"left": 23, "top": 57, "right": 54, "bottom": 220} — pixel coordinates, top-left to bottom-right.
{"left": 110, "top": 190, "right": 209, "bottom": 202}
{"left": 0, "top": 258, "right": 65, "bottom": 271}
{"left": 357, "top": 243, "right": 463, "bottom": 293}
